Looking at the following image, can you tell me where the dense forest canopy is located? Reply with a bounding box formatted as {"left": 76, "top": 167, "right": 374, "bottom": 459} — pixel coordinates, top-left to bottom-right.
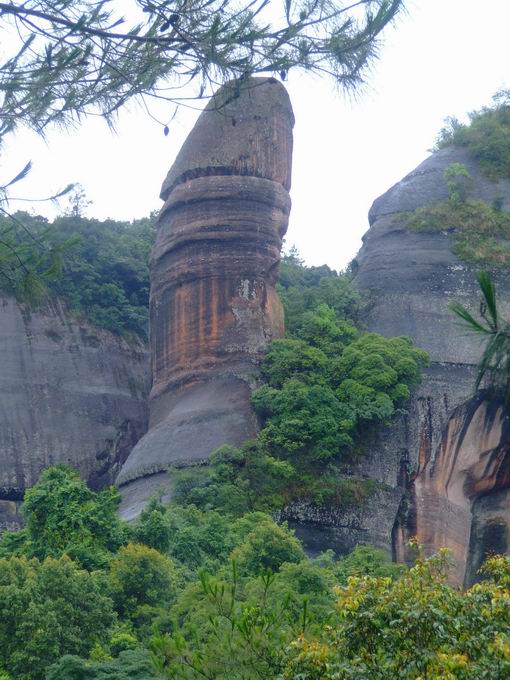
{"left": 1, "top": 465, "right": 510, "bottom": 679}
{"left": 0, "top": 210, "right": 155, "bottom": 338}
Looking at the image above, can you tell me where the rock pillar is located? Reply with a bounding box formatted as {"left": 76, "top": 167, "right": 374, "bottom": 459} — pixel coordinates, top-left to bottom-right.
{"left": 117, "top": 78, "right": 294, "bottom": 518}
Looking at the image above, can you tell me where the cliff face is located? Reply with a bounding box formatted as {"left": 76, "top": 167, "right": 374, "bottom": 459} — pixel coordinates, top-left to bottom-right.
{"left": 353, "top": 145, "right": 510, "bottom": 584}
{"left": 117, "top": 78, "right": 294, "bottom": 518}
{"left": 0, "top": 296, "right": 149, "bottom": 530}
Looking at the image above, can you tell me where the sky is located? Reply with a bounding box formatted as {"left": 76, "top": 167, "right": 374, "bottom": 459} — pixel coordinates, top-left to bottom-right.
{"left": 2, "top": 0, "right": 510, "bottom": 270}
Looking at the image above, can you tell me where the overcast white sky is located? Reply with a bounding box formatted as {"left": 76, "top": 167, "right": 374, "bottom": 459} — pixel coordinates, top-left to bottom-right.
{"left": 2, "top": 0, "right": 510, "bottom": 270}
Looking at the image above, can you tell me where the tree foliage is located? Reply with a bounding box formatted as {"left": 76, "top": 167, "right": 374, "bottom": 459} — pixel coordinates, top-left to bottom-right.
{"left": 2, "top": 463, "right": 510, "bottom": 679}
{"left": 435, "top": 90, "right": 510, "bottom": 179}
{"left": 176, "top": 255, "right": 427, "bottom": 510}
{"left": 0, "top": 210, "right": 155, "bottom": 337}
{"left": 0, "top": 466, "right": 127, "bottom": 569}
{"left": 46, "top": 650, "right": 155, "bottom": 680}
{"left": 0, "top": 555, "right": 116, "bottom": 680}
{"left": 282, "top": 550, "right": 510, "bottom": 679}
{"left": 0, "top": 0, "right": 404, "bottom": 144}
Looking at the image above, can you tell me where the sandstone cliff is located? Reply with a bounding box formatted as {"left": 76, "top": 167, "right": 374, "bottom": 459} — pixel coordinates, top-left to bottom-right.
{"left": 352, "top": 145, "right": 510, "bottom": 584}
{"left": 0, "top": 296, "right": 149, "bottom": 531}
{"left": 117, "top": 78, "right": 294, "bottom": 518}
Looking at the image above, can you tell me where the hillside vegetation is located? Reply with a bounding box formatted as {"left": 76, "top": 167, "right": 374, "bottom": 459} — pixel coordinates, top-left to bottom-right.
{"left": 404, "top": 93, "right": 510, "bottom": 266}
{"left": 0, "top": 211, "right": 155, "bottom": 339}
{"left": 1, "top": 466, "right": 510, "bottom": 679}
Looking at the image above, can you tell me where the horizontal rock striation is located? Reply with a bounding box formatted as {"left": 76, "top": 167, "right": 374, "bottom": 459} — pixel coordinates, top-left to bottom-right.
{"left": 117, "top": 78, "right": 294, "bottom": 518}
{"left": 352, "top": 146, "right": 510, "bottom": 582}
{"left": 0, "top": 296, "right": 149, "bottom": 531}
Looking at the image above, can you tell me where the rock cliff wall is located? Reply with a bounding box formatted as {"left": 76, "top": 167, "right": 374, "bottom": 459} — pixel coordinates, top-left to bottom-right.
{"left": 117, "top": 78, "right": 294, "bottom": 518}
{"left": 353, "top": 145, "right": 510, "bottom": 584}
{"left": 0, "top": 296, "right": 149, "bottom": 530}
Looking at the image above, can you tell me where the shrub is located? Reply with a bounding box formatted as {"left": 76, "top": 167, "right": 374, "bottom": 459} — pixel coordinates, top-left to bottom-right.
{"left": 405, "top": 198, "right": 510, "bottom": 266}
{"left": 444, "top": 162, "right": 472, "bottom": 205}
{"left": 435, "top": 91, "right": 510, "bottom": 180}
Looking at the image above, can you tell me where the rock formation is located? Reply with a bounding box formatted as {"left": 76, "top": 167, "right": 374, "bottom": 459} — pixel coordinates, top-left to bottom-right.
{"left": 393, "top": 394, "right": 510, "bottom": 584}
{"left": 352, "top": 145, "right": 510, "bottom": 584}
{"left": 0, "top": 296, "right": 149, "bottom": 532}
{"left": 117, "top": 78, "right": 294, "bottom": 518}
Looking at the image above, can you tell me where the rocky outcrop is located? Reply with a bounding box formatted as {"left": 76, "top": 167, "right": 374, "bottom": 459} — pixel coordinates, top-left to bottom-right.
{"left": 117, "top": 78, "right": 294, "bottom": 518}
{"left": 0, "top": 296, "right": 149, "bottom": 530}
{"left": 352, "top": 145, "right": 510, "bottom": 584}
{"left": 393, "top": 395, "right": 510, "bottom": 585}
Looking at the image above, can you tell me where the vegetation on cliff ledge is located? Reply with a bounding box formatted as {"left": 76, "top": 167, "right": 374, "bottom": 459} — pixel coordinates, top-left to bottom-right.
{"left": 435, "top": 90, "right": 510, "bottom": 180}
{"left": 403, "top": 94, "right": 510, "bottom": 266}
{"left": 405, "top": 162, "right": 510, "bottom": 266}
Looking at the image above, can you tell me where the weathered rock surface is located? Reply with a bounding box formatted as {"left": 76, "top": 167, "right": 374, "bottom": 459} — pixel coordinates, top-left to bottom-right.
{"left": 117, "top": 78, "right": 294, "bottom": 518}
{"left": 350, "top": 145, "right": 510, "bottom": 582}
{"left": 393, "top": 395, "right": 510, "bottom": 585}
{"left": 0, "top": 296, "right": 149, "bottom": 530}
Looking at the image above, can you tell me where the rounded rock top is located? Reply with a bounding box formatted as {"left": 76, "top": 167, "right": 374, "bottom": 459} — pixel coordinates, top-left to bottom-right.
{"left": 160, "top": 77, "right": 294, "bottom": 200}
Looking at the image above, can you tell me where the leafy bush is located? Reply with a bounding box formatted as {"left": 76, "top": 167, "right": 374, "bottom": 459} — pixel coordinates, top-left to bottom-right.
{"left": 443, "top": 162, "right": 473, "bottom": 205}
{"left": 278, "top": 249, "right": 362, "bottom": 334}
{"left": 253, "top": 331, "right": 427, "bottom": 464}
{"left": 230, "top": 520, "right": 305, "bottom": 576}
{"left": 406, "top": 197, "right": 510, "bottom": 266}
{"left": 46, "top": 649, "right": 155, "bottom": 680}
{"left": 173, "top": 442, "right": 294, "bottom": 515}
{"left": 0, "top": 466, "right": 127, "bottom": 569}
{"left": 108, "top": 544, "right": 178, "bottom": 628}
{"left": 435, "top": 90, "right": 510, "bottom": 179}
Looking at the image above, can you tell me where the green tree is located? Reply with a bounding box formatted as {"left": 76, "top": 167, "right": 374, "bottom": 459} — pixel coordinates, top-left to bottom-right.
{"left": 46, "top": 649, "right": 156, "bottom": 680}
{"left": 253, "top": 332, "right": 427, "bottom": 463}
{"left": 282, "top": 551, "right": 510, "bottom": 679}
{"left": 253, "top": 378, "right": 356, "bottom": 461}
{"left": 443, "top": 162, "right": 472, "bottom": 206}
{"left": 230, "top": 520, "right": 305, "bottom": 576}
{"left": 278, "top": 254, "right": 361, "bottom": 334}
{"left": 0, "top": 466, "right": 127, "bottom": 569}
{"left": 0, "top": 556, "right": 116, "bottom": 680}
{"left": 0, "top": 210, "right": 155, "bottom": 336}
{"left": 174, "top": 441, "right": 294, "bottom": 515}
{"left": 108, "top": 544, "right": 178, "bottom": 622}
{"left": 436, "top": 90, "right": 510, "bottom": 179}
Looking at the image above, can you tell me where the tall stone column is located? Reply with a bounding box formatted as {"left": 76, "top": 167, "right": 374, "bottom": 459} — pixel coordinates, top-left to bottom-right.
{"left": 117, "top": 78, "right": 294, "bottom": 518}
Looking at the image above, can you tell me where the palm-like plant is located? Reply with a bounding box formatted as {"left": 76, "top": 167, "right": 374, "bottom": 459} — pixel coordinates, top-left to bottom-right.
{"left": 450, "top": 271, "right": 510, "bottom": 406}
